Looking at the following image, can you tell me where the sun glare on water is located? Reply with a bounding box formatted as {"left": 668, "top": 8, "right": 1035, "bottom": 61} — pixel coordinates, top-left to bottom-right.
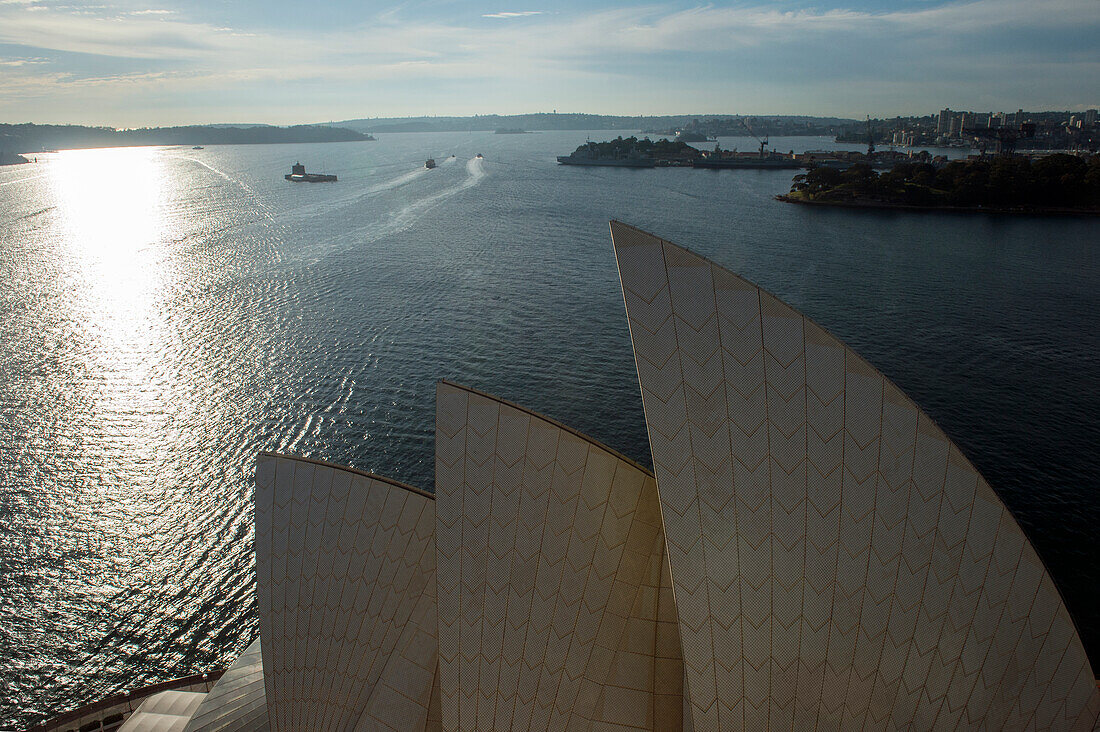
{"left": 48, "top": 147, "right": 186, "bottom": 548}
{"left": 51, "top": 146, "right": 170, "bottom": 323}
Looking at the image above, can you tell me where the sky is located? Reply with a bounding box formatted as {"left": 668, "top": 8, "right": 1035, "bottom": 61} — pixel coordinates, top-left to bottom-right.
{"left": 0, "top": 0, "right": 1097, "bottom": 126}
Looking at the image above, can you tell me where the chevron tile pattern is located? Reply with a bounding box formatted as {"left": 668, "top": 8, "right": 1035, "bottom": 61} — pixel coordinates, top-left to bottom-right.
{"left": 434, "top": 380, "right": 684, "bottom": 731}
{"left": 610, "top": 221, "right": 1100, "bottom": 731}
{"left": 255, "top": 453, "right": 438, "bottom": 732}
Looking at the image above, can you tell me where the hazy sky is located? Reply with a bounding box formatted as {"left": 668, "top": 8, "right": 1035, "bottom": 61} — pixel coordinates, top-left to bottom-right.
{"left": 1, "top": 0, "right": 1097, "bottom": 126}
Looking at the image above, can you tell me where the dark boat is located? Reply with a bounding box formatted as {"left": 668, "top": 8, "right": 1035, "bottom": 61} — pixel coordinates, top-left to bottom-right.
{"left": 475, "top": 153, "right": 484, "bottom": 159}
{"left": 192, "top": 146, "right": 204, "bottom": 150}
{"left": 425, "top": 158, "right": 436, "bottom": 169}
{"left": 691, "top": 156, "right": 801, "bottom": 170}
{"left": 284, "top": 161, "right": 337, "bottom": 182}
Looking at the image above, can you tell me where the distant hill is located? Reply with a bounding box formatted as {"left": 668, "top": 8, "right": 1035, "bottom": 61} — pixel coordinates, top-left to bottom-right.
{"left": 333, "top": 113, "right": 860, "bottom": 135}
{"left": 0, "top": 123, "right": 373, "bottom": 153}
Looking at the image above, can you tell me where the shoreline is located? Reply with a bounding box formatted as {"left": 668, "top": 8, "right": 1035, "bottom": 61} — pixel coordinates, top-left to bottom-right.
{"left": 775, "top": 193, "right": 1100, "bottom": 217}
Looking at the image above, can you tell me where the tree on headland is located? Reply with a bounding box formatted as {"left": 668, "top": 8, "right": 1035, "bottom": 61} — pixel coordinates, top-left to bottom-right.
{"left": 788, "top": 154, "right": 1100, "bottom": 211}
{"left": 568, "top": 136, "right": 698, "bottom": 159}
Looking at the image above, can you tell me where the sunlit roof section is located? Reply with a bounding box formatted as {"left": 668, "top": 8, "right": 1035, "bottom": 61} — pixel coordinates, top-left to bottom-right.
{"left": 610, "top": 220, "right": 1100, "bottom": 730}
{"left": 434, "top": 381, "right": 684, "bottom": 731}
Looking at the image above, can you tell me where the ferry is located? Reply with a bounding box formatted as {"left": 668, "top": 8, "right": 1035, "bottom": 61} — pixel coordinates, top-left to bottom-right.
{"left": 284, "top": 161, "right": 337, "bottom": 182}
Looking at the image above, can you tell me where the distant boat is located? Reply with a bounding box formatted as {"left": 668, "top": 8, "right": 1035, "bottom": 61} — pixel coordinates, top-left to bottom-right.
{"left": 284, "top": 161, "right": 337, "bottom": 182}
{"left": 425, "top": 158, "right": 436, "bottom": 169}
{"left": 475, "top": 153, "right": 484, "bottom": 159}
{"left": 192, "top": 146, "right": 204, "bottom": 150}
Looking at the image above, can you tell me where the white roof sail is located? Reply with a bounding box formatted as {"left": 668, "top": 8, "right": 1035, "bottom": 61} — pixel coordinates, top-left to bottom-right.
{"left": 254, "top": 454, "right": 438, "bottom": 732}
{"left": 610, "top": 220, "right": 1100, "bottom": 730}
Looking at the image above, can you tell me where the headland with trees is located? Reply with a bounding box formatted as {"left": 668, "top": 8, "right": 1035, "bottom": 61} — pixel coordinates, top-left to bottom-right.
{"left": 778, "top": 154, "right": 1100, "bottom": 214}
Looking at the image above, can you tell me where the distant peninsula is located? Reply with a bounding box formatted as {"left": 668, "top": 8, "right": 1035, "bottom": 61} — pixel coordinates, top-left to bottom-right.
{"left": 778, "top": 154, "right": 1100, "bottom": 215}
{"left": 333, "top": 112, "right": 858, "bottom": 135}
{"left": 0, "top": 123, "right": 373, "bottom": 154}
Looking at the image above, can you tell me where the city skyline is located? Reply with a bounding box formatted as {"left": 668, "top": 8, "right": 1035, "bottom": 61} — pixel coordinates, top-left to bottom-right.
{"left": 0, "top": 0, "right": 1098, "bottom": 127}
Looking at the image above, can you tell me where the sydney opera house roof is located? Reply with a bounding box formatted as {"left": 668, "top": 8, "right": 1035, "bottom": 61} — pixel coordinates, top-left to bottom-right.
{"left": 73, "top": 223, "right": 1097, "bottom": 731}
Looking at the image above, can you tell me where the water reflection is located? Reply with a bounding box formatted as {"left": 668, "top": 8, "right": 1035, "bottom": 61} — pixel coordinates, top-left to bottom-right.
{"left": 46, "top": 147, "right": 184, "bottom": 675}
{"left": 52, "top": 147, "right": 169, "bottom": 321}
{"left": 2, "top": 136, "right": 1098, "bottom": 728}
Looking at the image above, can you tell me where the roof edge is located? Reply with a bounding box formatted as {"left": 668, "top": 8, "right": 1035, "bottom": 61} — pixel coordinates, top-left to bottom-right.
{"left": 437, "top": 379, "right": 655, "bottom": 479}
{"left": 257, "top": 451, "right": 434, "bottom": 500}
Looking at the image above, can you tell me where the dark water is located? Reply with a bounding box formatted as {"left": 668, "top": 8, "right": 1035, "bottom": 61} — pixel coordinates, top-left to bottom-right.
{"left": 0, "top": 134, "right": 1096, "bottom": 727}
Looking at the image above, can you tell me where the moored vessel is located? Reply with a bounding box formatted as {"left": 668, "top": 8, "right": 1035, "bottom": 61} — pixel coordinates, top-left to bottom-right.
{"left": 692, "top": 155, "right": 800, "bottom": 169}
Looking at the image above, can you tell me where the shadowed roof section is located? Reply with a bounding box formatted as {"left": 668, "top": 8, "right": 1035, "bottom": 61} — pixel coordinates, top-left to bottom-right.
{"left": 183, "top": 638, "right": 268, "bottom": 732}
{"left": 434, "top": 380, "right": 684, "bottom": 731}
{"left": 610, "top": 220, "right": 1100, "bottom": 731}
{"left": 254, "top": 453, "right": 438, "bottom": 732}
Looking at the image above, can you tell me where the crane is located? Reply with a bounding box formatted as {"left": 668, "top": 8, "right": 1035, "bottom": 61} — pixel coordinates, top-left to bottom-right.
{"left": 740, "top": 118, "right": 769, "bottom": 158}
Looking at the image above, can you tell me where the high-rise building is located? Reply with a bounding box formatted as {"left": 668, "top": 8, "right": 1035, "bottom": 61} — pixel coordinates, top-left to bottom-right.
{"left": 1085, "top": 109, "right": 1097, "bottom": 128}
{"left": 936, "top": 108, "right": 953, "bottom": 135}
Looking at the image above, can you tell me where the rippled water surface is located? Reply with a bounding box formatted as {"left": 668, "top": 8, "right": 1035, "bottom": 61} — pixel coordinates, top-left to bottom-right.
{"left": 1, "top": 134, "right": 1097, "bottom": 727}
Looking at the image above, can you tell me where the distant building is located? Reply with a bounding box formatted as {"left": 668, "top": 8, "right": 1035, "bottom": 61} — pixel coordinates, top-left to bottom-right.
{"left": 1085, "top": 109, "right": 1097, "bottom": 128}
{"left": 937, "top": 108, "right": 953, "bottom": 135}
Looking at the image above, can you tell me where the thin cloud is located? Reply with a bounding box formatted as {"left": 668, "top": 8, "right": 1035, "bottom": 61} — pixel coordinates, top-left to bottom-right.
{"left": 0, "top": 56, "right": 47, "bottom": 65}
{"left": 482, "top": 11, "right": 542, "bottom": 19}
{"left": 0, "top": 0, "right": 1096, "bottom": 123}
{"left": 129, "top": 9, "right": 176, "bottom": 15}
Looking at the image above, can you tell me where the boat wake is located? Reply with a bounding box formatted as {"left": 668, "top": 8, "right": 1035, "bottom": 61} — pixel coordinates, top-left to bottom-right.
{"left": 363, "top": 167, "right": 426, "bottom": 195}
{"left": 180, "top": 155, "right": 278, "bottom": 223}
{"left": 315, "top": 157, "right": 489, "bottom": 253}
{"left": 383, "top": 156, "right": 487, "bottom": 233}
{"left": 0, "top": 172, "right": 47, "bottom": 188}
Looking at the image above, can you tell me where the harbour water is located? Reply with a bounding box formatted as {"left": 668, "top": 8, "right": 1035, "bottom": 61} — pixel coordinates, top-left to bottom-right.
{"left": 1, "top": 133, "right": 1097, "bottom": 726}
